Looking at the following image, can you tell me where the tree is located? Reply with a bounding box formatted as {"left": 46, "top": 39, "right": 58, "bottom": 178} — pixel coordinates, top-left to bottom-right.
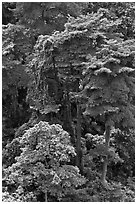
{"left": 81, "top": 29, "right": 134, "bottom": 187}
{"left": 3, "top": 121, "right": 86, "bottom": 201}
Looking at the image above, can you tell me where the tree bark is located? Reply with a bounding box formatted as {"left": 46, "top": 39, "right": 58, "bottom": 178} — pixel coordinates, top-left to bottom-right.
{"left": 101, "top": 125, "right": 111, "bottom": 187}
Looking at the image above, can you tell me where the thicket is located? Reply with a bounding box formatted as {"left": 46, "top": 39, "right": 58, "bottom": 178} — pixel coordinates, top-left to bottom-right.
{"left": 2, "top": 2, "right": 135, "bottom": 202}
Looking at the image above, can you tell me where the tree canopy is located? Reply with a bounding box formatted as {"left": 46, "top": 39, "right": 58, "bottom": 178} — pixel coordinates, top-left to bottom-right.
{"left": 2, "top": 2, "right": 135, "bottom": 202}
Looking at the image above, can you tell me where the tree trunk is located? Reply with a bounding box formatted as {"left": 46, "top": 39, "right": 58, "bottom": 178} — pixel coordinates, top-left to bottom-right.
{"left": 12, "top": 87, "right": 18, "bottom": 115}
{"left": 63, "top": 89, "right": 76, "bottom": 144}
{"left": 45, "top": 189, "right": 47, "bottom": 202}
{"left": 101, "top": 125, "right": 111, "bottom": 187}
{"left": 76, "top": 101, "right": 83, "bottom": 174}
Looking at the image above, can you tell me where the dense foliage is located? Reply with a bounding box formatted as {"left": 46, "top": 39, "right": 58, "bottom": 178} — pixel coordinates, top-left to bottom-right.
{"left": 2, "top": 2, "right": 135, "bottom": 202}
{"left": 3, "top": 122, "right": 86, "bottom": 201}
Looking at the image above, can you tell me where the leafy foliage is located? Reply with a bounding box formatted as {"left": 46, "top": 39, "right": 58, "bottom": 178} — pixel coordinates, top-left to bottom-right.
{"left": 82, "top": 2, "right": 135, "bottom": 39}
{"left": 2, "top": 2, "right": 135, "bottom": 202}
{"left": 2, "top": 23, "right": 34, "bottom": 92}
{"left": 2, "top": 122, "right": 86, "bottom": 201}
{"left": 109, "top": 129, "right": 135, "bottom": 180}
{"left": 2, "top": 23, "right": 33, "bottom": 130}
{"left": 82, "top": 38, "right": 135, "bottom": 128}
{"left": 14, "top": 2, "right": 83, "bottom": 35}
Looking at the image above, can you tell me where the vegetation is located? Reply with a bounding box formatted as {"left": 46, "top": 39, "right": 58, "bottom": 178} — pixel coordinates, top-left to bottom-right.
{"left": 2, "top": 2, "right": 135, "bottom": 202}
